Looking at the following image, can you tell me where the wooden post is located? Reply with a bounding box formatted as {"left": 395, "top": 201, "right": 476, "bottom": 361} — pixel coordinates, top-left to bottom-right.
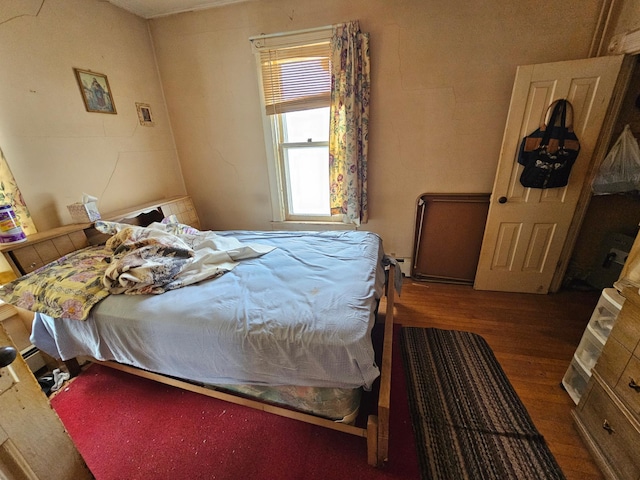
{"left": 377, "top": 264, "right": 395, "bottom": 465}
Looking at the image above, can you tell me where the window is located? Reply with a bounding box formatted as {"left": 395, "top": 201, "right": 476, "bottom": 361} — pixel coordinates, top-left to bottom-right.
{"left": 277, "top": 107, "right": 330, "bottom": 216}
{"left": 251, "top": 28, "right": 339, "bottom": 222}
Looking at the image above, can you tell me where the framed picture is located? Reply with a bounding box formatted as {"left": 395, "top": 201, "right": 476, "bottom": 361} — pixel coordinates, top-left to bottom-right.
{"left": 73, "top": 68, "right": 117, "bottom": 114}
{"left": 136, "top": 102, "right": 154, "bottom": 126}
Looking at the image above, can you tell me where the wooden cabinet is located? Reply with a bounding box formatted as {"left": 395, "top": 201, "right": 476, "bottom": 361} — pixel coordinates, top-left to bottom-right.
{"left": 0, "top": 304, "right": 47, "bottom": 373}
{"left": 573, "top": 288, "right": 640, "bottom": 480}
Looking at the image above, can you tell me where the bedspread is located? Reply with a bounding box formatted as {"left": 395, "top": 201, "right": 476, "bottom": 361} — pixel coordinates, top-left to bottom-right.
{"left": 31, "top": 230, "right": 385, "bottom": 390}
{"left": 100, "top": 223, "right": 275, "bottom": 294}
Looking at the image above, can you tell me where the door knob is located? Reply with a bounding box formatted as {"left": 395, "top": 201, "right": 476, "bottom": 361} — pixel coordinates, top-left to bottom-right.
{"left": 0, "top": 346, "right": 17, "bottom": 368}
{"left": 498, "top": 196, "right": 508, "bottom": 204}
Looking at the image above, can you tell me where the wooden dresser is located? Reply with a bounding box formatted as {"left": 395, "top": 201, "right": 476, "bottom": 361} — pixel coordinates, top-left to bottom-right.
{"left": 573, "top": 287, "right": 640, "bottom": 480}
{"left": 0, "top": 195, "right": 200, "bottom": 277}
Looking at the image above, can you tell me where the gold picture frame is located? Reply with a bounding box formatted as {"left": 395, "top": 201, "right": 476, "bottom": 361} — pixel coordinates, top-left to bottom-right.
{"left": 73, "top": 68, "right": 116, "bottom": 114}
{"left": 136, "top": 102, "right": 154, "bottom": 126}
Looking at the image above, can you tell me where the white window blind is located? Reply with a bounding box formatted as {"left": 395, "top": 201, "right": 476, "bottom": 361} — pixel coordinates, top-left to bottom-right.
{"left": 258, "top": 41, "right": 331, "bottom": 115}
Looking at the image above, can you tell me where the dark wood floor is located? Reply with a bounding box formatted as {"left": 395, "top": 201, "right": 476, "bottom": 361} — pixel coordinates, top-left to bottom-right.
{"left": 388, "top": 278, "right": 604, "bottom": 480}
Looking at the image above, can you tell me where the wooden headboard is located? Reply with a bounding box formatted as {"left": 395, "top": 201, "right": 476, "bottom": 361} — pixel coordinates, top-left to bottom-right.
{"left": 0, "top": 196, "right": 199, "bottom": 278}
{"left": 83, "top": 206, "right": 165, "bottom": 246}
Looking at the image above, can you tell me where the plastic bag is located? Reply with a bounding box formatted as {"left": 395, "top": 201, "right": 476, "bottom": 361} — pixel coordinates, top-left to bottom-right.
{"left": 592, "top": 124, "right": 640, "bottom": 194}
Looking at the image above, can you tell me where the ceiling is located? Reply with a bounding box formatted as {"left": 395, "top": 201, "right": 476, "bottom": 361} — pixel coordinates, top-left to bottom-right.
{"left": 107, "top": 0, "right": 250, "bottom": 19}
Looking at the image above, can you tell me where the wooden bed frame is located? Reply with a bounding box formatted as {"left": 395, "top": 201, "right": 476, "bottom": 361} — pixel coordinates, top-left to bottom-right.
{"left": 65, "top": 263, "right": 396, "bottom": 467}
{"left": 4, "top": 197, "right": 396, "bottom": 467}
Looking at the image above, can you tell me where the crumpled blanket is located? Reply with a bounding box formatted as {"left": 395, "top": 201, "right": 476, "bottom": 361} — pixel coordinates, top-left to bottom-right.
{"left": 98, "top": 222, "right": 275, "bottom": 295}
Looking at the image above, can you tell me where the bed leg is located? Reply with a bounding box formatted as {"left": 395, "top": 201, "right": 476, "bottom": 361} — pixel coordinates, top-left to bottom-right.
{"left": 376, "top": 405, "right": 390, "bottom": 466}
{"left": 64, "top": 358, "right": 81, "bottom": 377}
{"left": 367, "top": 415, "right": 379, "bottom": 466}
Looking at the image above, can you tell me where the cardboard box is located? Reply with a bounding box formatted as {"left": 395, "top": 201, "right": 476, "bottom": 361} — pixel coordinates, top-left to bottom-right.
{"left": 67, "top": 201, "right": 101, "bottom": 223}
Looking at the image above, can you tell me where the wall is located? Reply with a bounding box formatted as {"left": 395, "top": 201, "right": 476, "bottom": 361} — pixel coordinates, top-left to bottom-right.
{"left": 0, "top": 0, "right": 185, "bottom": 232}
{"left": 149, "top": 0, "right": 603, "bottom": 260}
{"left": 603, "top": 0, "right": 640, "bottom": 51}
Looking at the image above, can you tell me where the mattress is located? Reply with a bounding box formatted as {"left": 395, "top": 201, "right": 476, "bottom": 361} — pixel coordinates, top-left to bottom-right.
{"left": 215, "top": 383, "right": 362, "bottom": 423}
{"left": 31, "top": 230, "right": 386, "bottom": 391}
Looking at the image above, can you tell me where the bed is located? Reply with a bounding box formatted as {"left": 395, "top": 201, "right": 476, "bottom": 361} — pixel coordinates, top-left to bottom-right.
{"left": 0, "top": 213, "right": 397, "bottom": 467}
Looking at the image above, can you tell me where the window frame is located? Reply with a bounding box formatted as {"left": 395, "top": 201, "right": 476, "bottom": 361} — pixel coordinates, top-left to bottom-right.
{"left": 273, "top": 111, "right": 332, "bottom": 221}
{"left": 251, "top": 26, "right": 345, "bottom": 225}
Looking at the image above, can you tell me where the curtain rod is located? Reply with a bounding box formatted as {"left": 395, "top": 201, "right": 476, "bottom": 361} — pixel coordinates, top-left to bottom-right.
{"left": 249, "top": 25, "right": 332, "bottom": 43}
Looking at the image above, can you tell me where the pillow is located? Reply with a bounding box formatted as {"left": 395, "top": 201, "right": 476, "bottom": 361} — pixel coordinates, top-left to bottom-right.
{"left": 161, "top": 214, "right": 179, "bottom": 224}
{"left": 0, "top": 245, "right": 111, "bottom": 320}
{"left": 160, "top": 216, "right": 200, "bottom": 235}
{"left": 94, "top": 220, "right": 131, "bottom": 236}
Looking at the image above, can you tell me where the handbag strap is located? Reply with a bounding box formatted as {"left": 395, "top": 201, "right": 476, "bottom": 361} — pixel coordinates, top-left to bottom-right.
{"left": 540, "top": 99, "right": 570, "bottom": 148}
{"left": 563, "top": 100, "right": 574, "bottom": 131}
{"left": 541, "top": 100, "right": 575, "bottom": 130}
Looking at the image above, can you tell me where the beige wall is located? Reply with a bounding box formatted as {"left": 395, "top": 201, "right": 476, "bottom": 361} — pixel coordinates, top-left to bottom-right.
{"left": 149, "top": 0, "right": 603, "bottom": 260}
{"left": 604, "top": 0, "right": 640, "bottom": 49}
{"left": 2, "top": 0, "right": 627, "bottom": 265}
{"left": 0, "top": 0, "right": 185, "bottom": 232}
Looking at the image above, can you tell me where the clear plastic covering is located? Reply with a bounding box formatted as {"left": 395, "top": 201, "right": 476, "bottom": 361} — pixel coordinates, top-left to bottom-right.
{"left": 592, "top": 125, "right": 640, "bottom": 195}
{"left": 216, "top": 384, "right": 362, "bottom": 423}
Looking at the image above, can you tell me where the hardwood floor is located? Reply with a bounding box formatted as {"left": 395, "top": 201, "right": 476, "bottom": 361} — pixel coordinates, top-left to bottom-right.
{"left": 389, "top": 278, "right": 605, "bottom": 480}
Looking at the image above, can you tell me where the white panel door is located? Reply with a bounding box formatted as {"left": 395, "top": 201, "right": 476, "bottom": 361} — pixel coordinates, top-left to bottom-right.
{"left": 474, "top": 55, "right": 624, "bottom": 294}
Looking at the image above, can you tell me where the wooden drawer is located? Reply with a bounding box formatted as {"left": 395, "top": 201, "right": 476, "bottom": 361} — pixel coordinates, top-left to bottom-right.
{"left": 596, "top": 336, "right": 632, "bottom": 388}
{"left": 10, "top": 231, "right": 88, "bottom": 274}
{"left": 611, "top": 298, "right": 640, "bottom": 353}
{"left": 616, "top": 354, "right": 640, "bottom": 419}
{"left": 577, "top": 379, "right": 640, "bottom": 480}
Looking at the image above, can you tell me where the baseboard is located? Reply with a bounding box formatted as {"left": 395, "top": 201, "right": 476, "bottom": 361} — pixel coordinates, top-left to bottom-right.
{"left": 22, "top": 346, "right": 46, "bottom": 373}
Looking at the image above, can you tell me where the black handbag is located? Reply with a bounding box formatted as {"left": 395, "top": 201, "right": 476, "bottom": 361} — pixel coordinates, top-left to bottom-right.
{"left": 518, "top": 99, "right": 580, "bottom": 189}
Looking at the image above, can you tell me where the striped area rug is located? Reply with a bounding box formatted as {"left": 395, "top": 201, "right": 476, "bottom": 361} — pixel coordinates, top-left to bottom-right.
{"left": 400, "top": 327, "right": 566, "bottom": 480}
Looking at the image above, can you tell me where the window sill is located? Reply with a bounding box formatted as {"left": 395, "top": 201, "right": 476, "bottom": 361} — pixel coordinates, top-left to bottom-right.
{"left": 270, "top": 221, "right": 356, "bottom": 231}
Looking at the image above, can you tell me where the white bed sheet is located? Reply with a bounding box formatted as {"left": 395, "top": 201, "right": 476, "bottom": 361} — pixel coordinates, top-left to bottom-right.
{"left": 31, "top": 230, "right": 385, "bottom": 390}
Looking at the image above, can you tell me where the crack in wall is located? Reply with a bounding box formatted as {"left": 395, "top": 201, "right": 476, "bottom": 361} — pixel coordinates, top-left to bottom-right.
{"left": 0, "top": 0, "right": 45, "bottom": 27}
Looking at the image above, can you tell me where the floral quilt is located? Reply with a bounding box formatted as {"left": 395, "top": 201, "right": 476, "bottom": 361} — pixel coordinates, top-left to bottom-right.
{"left": 0, "top": 245, "right": 111, "bottom": 320}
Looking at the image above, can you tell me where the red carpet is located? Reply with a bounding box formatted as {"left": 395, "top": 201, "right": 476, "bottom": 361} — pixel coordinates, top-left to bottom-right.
{"left": 51, "top": 328, "right": 420, "bottom": 480}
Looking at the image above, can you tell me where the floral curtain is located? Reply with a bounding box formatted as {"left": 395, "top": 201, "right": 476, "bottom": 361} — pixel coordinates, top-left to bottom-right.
{"left": 0, "top": 148, "right": 36, "bottom": 236}
{"left": 329, "top": 21, "right": 370, "bottom": 225}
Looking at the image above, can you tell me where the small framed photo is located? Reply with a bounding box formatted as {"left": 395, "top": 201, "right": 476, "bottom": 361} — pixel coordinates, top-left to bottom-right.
{"left": 136, "top": 102, "right": 154, "bottom": 126}
{"left": 73, "top": 68, "right": 117, "bottom": 114}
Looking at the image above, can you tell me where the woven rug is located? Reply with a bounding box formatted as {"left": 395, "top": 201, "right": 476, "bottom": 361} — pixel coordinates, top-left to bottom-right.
{"left": 400, "top": 327, "right": 566, "bottom": 480}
